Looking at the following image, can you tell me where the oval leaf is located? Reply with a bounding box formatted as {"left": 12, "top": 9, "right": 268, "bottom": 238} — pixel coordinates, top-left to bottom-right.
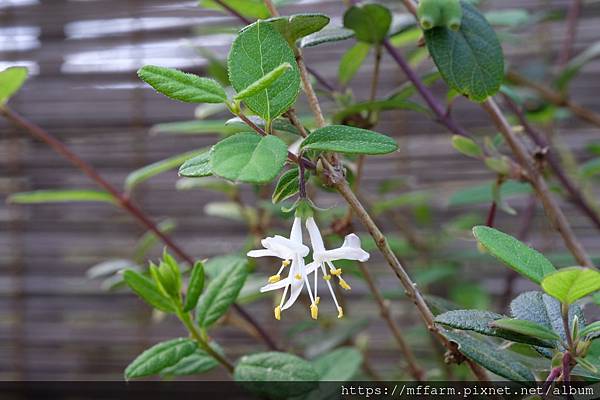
{"left": 541, "top": 267, "right": 600, "bottom": 305}
{"left": 183, "top": 261, "right": 205, "bottom": 312}
{"left": 490, "top": 318, "right": 560, "bottom": 341}
{"left": 234, "top": 352, "right": 319, "bottom": 398}
{"left": 473, "top": 226, "right": 556, "bottom": 284}
{"left": 178, "top": 152, "right": 212, "bottom": 178}
{"left": 312, "top": 347, "right": 362, "bottom": 381}
{"left": 343, "top": 3, "right": 392, "bottom": 44}
{"left": 210, "top": 133, "right": 288, "bottom": 184}
{"left": 268, "top": 13, "right": 331, "bottom": 45}
{"left": 423, "top": 1, "right": 504, "bottom": 102}
{"left": 228, "top": 21, "right": 301, "bottom": 121}
{"left": 8, "top": 189, "right": 115, "bottom": 204}
{"left": 160, "top": 344, "right": 221, "bottom": 377}
{"left": 0, "top": 66, "right": 28, "bottom": 105}
{"left": 272, "top": 167, "right": 305, "bottom": 203}
{"left": 300, "top": 26, "right": 354, "bottom": 48}
{"left": 123, "top": 269, "right": 176, "bottom": 313}
{"left": 339, "top": 42, "right": 371, "bottom": 85}
{"left": 125, "top": 338, "right": 197, "bottom": 379}
{"left": 580, "top": 321, "right": 600, "bottom": 341}
{"left": 300, "top": 125, "right": 398, "bottom": 155}
{"left": 234, "top": 62, "right": 292, "bottom": 100}
{"left": 138, "top": 65, "right": 227, "bottom": 104}
{"left": 451, "top": 135, "right": 483, "bottom": 158}
{"left": 196, "top": 259, "right": 248, "bottom": 328}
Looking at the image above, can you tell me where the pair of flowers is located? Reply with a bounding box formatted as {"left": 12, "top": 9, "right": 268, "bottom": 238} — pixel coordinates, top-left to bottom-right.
{"left": 247, "top": 215, "right": 370, "bottom": 320}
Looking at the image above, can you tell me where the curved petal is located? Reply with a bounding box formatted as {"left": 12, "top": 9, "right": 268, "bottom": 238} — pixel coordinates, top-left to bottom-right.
{"left": 317, "top": 234, "right": 370, "bottom": 262}
{"left": 262, "top": 235, "right": 308, "bottom": 258}
{"left": 281, "top": 256, "right": 305, "bottom": 310}
{"left": 306, "top": 217, "right": 326, "bottom": 253}
{"left": 260, "top": 277, "right": 290, "bottom": 292}
{"left": 305, "top": 261, "right": 320, "bottom": 275}
{"left": 247, "top": 249, "right": 278, "bottom": 258}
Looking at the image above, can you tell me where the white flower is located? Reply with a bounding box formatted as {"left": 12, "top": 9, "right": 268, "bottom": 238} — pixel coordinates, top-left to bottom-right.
{"left": 306, "top": 216, "right": 369, "bottom": 319}
{"left": 247, "top": 217, "right": 316, "bottom": 320}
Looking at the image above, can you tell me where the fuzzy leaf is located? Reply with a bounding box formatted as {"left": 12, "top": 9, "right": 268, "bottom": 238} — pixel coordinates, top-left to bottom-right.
{"left": 123, "top": 269, "right": 176, "bottom": 313}
{"left": 228, "top": 21, "right": 301, "bottom": 121}
{"left": 0, "top": 66, "right": 28, "bottom": 105}
{"left": 301, "top": 125, "right": 398, "bottom": 155}
{"left": 200, "top": 0, "right": 274, "bottom": 19}
{"left": 138, "top": 65, "right": 227, "bottom": 103}
{"left": 126, "top": 149, "right": 207, "bottom": 192}
{"left": 443, "top": 330, "right": 535, "bottom": 382}
{"left": 300, "top": 26, "right": 354, "bottom": 48}
{"left": 125, "top": 338, "right": 197, "bottom": 379}
{"left": 490, "top": 318, "right": 560, "bottom": 341}
{"left": 312, "top": 347, "right": 362, "bottom": 380}
{"left": 339, "top": 42, "right": 371, "bottom": 85}
{"left": 210, "top": 133, "right": 288, "bottom": 184}
{"left": 424, "top": 1, "right": 504, "bottom": 102}
{"left": 178, "top": 152, "right": 212, "bottom": 178}
{"left": 183, "top": 261, "right": 205, "bottom": 312}
{"left": 7, "top": 189, "right": 115, "bottom": 204}
{"left": 234, "top": 62, "right": 291, "bottom": 100}
{"left": 541, "top": 267, "right": 600, "bottom": 305}
{"left": 343, "top": 4, "right": 392, "bottom": 44}
{"left": 196, "top": 258, "right": 248, "bottom": 328}
{"left": 451, "top": 135, "right": 483, "bottom": 158}
{"left": 234, "top": 352, "right": 319, "bottom": 398}
{"left": 272, "top": 167, "right": 304, "bottom": 203}
{"left": 448, "top": 181, "right": 532, "bottom": 207}
{"left": 268, "top": 13, "right": 330, "bottom": 45}
{"left": 160, "top": 348, "right": 218, "bottom": 377}
{"left": 473, "top": 226, "right": 556, "bottom": 284}
{"left": 580, "top": 321, "right": 600, "bottom": 340}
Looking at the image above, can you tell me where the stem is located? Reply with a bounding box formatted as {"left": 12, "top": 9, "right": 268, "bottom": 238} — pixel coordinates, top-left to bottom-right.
{"left": 503, "top": 95, "right": 600, "bottom": 231}
{"left": 358, "top": 262, "right": 425, "bottom": 381}
{"left": 263, "top": 0, "right": 279, "bottom": 17}
{"left": 562, "top": 351, "right": 572, "bottom": 385}
{"left": 298, "top": 156, "right": 307, "bottom": 199}
{"left": 485, "top": 202, "right": 497, "bottom": 227}
{"left": 0, "top": 105, "right": 280, "bottom": 352}
{"left": 562, "top": 303, "right": 574, "bottom": 352}
{"left": 558, "top": 0, "right": 581, "bottom": 67}
{"left": 178, "top": 310, "right": 235, "bottom": 373}
{"left": 542, "top": 366, "right": 562, "bottom": 395}
{"left": 481, "top": 99, "right": 592, "bottom": 267}
{"left": 295, "top": 47, "right": 327, "bottom": 128}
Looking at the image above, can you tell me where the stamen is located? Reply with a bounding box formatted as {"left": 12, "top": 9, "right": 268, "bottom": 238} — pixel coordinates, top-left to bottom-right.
{"left": 294, "top": 273, "right": 302, "bottom": 280}
{"left": 274, "top": 306, "right": 281, "bottom": 320}
{"left": 282, "top": 259, "right": 291, "bottom": 267}
{"left": 337, "top": 306, "right": 344, "bottom": 319}
{"left": 268, "top": 274, "right": 281, "bottom": 284}
{"left": 315, "top": 296, "right": 320, "bottom": 305}
{"left": 323, "top": 274, "right": 332, "bottom": 281}
{"left": 338, "top": 277, "right": 351, "bottom": 290}
{"left": 331, "top": 268, "right": 342, "bottom": 276}
{"left": 310, "top": 303, "right": 318, "bottom": 319}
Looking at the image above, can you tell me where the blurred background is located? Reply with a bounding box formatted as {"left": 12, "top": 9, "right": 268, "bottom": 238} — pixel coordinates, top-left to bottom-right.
{"left": 1, "top": 0, "right": 599, "bottom": 380}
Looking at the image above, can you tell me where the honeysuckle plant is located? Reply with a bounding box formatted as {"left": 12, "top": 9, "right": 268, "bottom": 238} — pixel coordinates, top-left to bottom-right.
{"left": 3, "top": 0, "right": 600, "bottom": 395}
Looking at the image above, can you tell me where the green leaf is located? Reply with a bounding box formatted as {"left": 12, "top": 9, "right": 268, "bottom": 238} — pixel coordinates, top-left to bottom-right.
{"left": 204, "top": 201, "right": 245, "bottom": 221}
{"left": 510, "top": 291, "right": 585, "bottom": 354}
{"left": 580, "top": 321, "right": 600, "bottom": 340}
{"left": 300, "top": 125, "right": 398, "bottom": 155}
{"left": 200, "top": 0, "right": 275, "bottom": 19}
{"left": 442, "top": 330, "right": 536, "bottom": 382}
{"left": 580, "top": 158, "right": 600, "bottom": 179}
{"left": 311, "top": 347, "right": 362, "bottom": 380}
{"left": 0, "top": 66, "right": 28, "bottom": 105}
{"left": 435, "top": 310, "right": 554, "bottom": 347}
{"left": 178, "top": 152, "right": 212, "bottom": 178}
{"left": 339, "top": 42, "right": 371, "bottom": 85}
{"left": 160, "top": 347, "right": 218, "bottom": 377}
{"left": 451, "top": 135, "right": 483, "bottom": 158}
{"left": 138, "top": 65, "right": 227, "bottom": 104}
{"left": 234, "top": 352, "right": 319, "bottom": 398}
{"left": 150, "top": 120, "right": 243, "bottom": 136}
{"left": 485, "top": 9, "right": 530, "bottom": 28}
{"left": 272, "top": 167, "right": 304, "bottom": 204}
{"left": 448, "top": 181, "right": 532, "bottom": 207}
{"left": 472, "top": 226, "right": 556, "bottom": 284}
{"left": 196, "top": 258, "right": 248, "bottom": 328}
{"left": 183, "top": 261, "right": 205, "bottom": 312}
{"left": 490, "top": 318, "right": 560, "bottom": 341}
{"left": 300, "top": 26, "right": 355, "bottom": 48}
{"left": 556, "top": 41, "right": 600, "bottom": 92}
{"left": 125, "top": 148, "right": 207, "bottom": 192}
{"left": 423, "top": 1, "right": 504, "bottom": 102}
{"left": 125, "top": 338, "right": 197, "bottom": 379}
{"left": 204, "top": 254, "right": 247, "bottom": 278}
{"left": 210, "top": 133, "right": 288, "bottom": 184}
{"left": 267, "top": 13, "right": 330, "bottom": 45}
{"left": 343, "top": 4, "right": 392, "bottom": 44}
{"left": 541, "top": 267, "right": 600, "bottom": 305}
{"left": 123, "top": 269, "right": 176, "bottom": 313}
{"left": 334, "top": 98, "right": 429, "bottom": 122}
{"left": 7, "top": 189, "right": 115, "bottom": 204}
{"left": 303, "top": 319, "right": 369, "bottom": 358}
{"left": 234, "top": 62, "right": 292, "bottom": 100}
{"left": 228, "top": 21, "right": 301, "bottom": 121}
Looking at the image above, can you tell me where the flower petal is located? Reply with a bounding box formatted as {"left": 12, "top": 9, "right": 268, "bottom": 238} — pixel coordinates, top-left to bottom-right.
{"left": 247, "top": 249, "right": 278, "bottom": 258}
{"left": 263, "top": 235, "right": 308, "bottom": 258}
{"left": 281, "top": 256, "right": 305, "bottom": 310}
{"left": 306, "top": 217, "right": 326, "bottom": 253}
{"left": 260, "top": 278, "right": 290, "bottom": 292}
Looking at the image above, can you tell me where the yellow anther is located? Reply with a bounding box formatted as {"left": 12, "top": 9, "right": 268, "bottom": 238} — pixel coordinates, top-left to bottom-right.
{"left": 268, "top": 274, "right": 281, "bottom": 284}
{"left": 282, "top": 259, "right": 291, "bottom": 267}
{"left": 315, "top": 296, "right": 320, "bottom": 305}
{"left": 274, "top": 306, "right": 281, "bottom": 320}
{"left": 295, "top": 273, "right": 302, "bottom": 280}
{"left": 337, "top": 306, "right": 344, "bottom": 319}
{"left": 323, "top": 274, "right": 332, "bottom": 281}
{"left": 338, "top": 277, "right": 351, "bottom": 290}
{"left": 310, "top": 303, "right": 319, "bottom": 320}
{"left": 331, "top": 268, "right": 342, "bottom": 276}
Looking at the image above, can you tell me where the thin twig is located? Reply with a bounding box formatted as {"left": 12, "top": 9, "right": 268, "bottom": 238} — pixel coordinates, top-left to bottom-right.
{"left": 503, "top": 95, "right": 600, "bottom": 231}
{"left": 558, "top": 0, "right": 582, "bottom": 67}
{"left": 481, "top": 99, "right": 592, "bottom": 267}
{"left": 0, "top": 106, "right": 280, "bottom": 352}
